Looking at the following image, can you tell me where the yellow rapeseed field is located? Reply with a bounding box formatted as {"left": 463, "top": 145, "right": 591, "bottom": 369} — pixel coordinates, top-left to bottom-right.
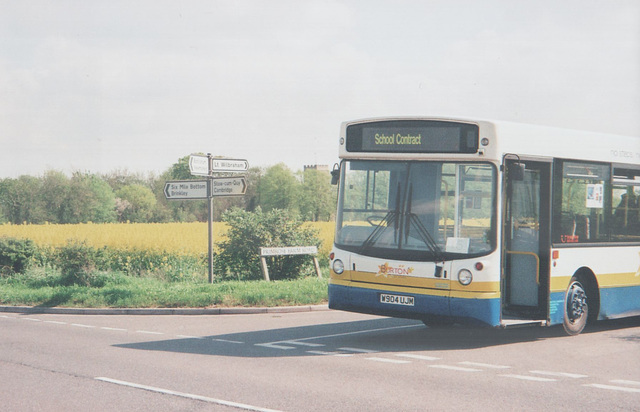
{"left": 0, "top": 222, "right": 336, "bottom": 257}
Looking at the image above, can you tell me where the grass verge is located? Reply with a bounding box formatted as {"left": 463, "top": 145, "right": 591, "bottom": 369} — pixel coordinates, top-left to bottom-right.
{"left": 0, "top": 269, "right": 329, "bottom": 308}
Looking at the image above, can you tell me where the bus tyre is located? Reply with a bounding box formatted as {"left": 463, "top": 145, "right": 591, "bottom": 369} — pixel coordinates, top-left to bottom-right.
{"left": 563, "top": 278, "right": 589, "bottom": 336}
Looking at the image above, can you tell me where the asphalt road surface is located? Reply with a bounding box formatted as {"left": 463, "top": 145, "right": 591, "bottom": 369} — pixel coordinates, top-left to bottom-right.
{"left": 1, "top": 309, "right": 639, "bottom": 411}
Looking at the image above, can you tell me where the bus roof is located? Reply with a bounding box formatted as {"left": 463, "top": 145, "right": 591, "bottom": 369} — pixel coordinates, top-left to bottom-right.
{"left": 339, "top": 117, "right": 640, "bottom": 166}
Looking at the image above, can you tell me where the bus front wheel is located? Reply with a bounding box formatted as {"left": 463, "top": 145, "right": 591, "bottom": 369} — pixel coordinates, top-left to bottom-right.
{"left": 563, "top": 278, "right": 589, "bottom": 335}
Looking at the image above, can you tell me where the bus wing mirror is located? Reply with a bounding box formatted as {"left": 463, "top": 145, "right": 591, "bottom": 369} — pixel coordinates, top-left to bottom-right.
{"left": 508, "top": 163, "right": 525, "bottom": 181}
{"left": 331, "top": 163, "right": 340, "bottom": 185}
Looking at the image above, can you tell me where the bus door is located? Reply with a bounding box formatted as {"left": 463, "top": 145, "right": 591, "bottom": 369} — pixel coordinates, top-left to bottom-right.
{"left": 503, "top": 159, "right": 551, "bottom": 320}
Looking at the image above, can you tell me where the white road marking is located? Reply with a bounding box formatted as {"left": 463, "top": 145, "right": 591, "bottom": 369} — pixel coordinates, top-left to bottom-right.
{"left": 283, "top": 341, "right": 325, "bottom": 347}
{"left": 100, "top": 326, "right": 127, "bottom": 331}
{"left": 254, "top": 323, "right": 421, "bottom": 351}
{"left": 288, "top": 323, "right": 423, "bottom": 343}
{"left": 306, "top": 350, "right": 352, "bottom": 357}
{"left": 23, "top": 318, "right": 42, "bottom": 322}
{"left": 212, "top": 338, "right": 244, "bottom": 344}
{"left": 71, "top": 323, "right": 95, "bottom": 328}
{"left": 501, "top": 374, "right": 556, "bottom": 382}
{"left": 95, "top": 377, "right": 283, "bottom": 412}
{"left": 44, "top": 321, "right": 67, "bottom": 325}
{"left": 429, "top": 365, "right": 481, "bottom": 372}
{"left": 255, "top": 343, "right": 296, "bottom": 350}
{"left": 366, "top": 357, "right": 411, "bottom": 364}
{"left": 611, "top": 379, "right": 640, "bottom": 387}
{"left": 530, "top": 370, "right": 588, "bottom": 379}
{"left": 584, "top": 383, "right": 640, "bottom": 393}
{"left": 339, "top": 347, "right": 379, "bottom": 354}
{"left": 254, "top": 324, "right": 423, "bottom": 350}
{"left": 396, "top": 353, "right": 440, "bottom": 361}
{"left": 136, "top": 330, "right": 164, "bottom": 335}
{"left": 459, "top": 361, "right": 510, "bottom": 369}
{"left": 176, "top": 335, "right": 204, "bottom": 339}
{"left": 396, "top": 354, "right": 440, "bottom": 361}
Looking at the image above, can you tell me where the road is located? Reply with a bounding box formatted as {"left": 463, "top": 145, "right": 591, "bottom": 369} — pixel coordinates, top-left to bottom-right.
{"left": 1, "top": 309, "right": 639, "bottom": 411}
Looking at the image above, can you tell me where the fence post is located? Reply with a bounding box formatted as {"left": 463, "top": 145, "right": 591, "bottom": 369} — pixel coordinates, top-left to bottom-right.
{"left": 312, "top": 257, "right": 322, "bottom": 278}
{"left": 260, "top": 256, "right": 270, "bottom": 281}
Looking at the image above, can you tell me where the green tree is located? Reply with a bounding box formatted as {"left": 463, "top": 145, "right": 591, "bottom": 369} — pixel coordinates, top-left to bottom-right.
{"left": 242, "top": 167, "right": 262, "bottom": 212}
{"left": 101, "top": 169, "right": 148, "bottom": 193}
{"left": 116, "top": 184, "right": 157, "bottom": 222}
{"left": 40, "top": 170, "right": 70, "bottom": 223}
{"left": 258, "top": 163, "right": 300, "bottom": 213}
{"left": 298, "top": 169, "right": 336, "bottom": 221}
{"left": 60, "top": 173, "right": 117, "bottom": 223}
{"left": 0, "top": 176, "right": 46, "bottom": 224}
{"left": 88, "top": 176, "right": 118, "bottom": 223}
{"left": 167, "top": 155, "right": 195, "bottom": 180}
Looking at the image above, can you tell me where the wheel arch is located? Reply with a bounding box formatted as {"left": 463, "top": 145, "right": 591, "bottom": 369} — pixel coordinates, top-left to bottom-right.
{"left": 572, "top": 266, "right": 600, "bottom": 322}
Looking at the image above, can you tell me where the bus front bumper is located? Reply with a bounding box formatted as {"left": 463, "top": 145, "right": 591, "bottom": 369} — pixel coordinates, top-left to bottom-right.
{"left": 328, "top": 282, "right": 501, "bottom": 327}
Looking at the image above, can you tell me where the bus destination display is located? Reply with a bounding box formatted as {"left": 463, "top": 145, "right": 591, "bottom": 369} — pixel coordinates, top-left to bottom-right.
{"left": 346, "top": 120, "right": 479, "bottom": 154}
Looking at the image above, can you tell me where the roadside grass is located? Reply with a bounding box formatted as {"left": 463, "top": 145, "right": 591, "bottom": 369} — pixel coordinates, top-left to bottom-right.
{"left": 0, "top": 222, "right": 335, "bottom": 308}
{"left": 0, "top": 267, "right": 329, "bottom": 308}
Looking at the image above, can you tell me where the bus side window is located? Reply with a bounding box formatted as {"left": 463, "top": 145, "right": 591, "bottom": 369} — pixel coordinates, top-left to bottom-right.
{"left": 556, "top": 161, "right": 610, "bottom": 244}
{"left": 613, "top": 187, "right": 640, "bottom": 238}
{"left": 574, "top": 215, "right": 590, "bottom": 240}
{"left": 611, "top": 167, "right": 640, "bottom": 241}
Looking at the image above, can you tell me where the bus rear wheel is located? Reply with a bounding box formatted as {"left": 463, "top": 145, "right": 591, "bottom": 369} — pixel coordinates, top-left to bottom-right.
{"left": 563, "top": 278, "right": 589, "bottom": 335}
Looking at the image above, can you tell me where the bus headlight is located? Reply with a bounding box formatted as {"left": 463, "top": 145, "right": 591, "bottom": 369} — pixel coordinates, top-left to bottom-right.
{"left": 458, "top": 269, "right": 473, "bottom": 286}
{"left": 333, "top": 259, "right": 345, "bottom": 275}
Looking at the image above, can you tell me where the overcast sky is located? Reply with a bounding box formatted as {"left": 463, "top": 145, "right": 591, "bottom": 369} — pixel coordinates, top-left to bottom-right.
{"left": 1, "top": 0, "right": 639, "bottom": 178}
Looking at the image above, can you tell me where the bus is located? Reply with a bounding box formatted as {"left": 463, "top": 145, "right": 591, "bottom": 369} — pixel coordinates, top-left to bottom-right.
{"left": 328, "top": 117, "right": 640, "bottom": 335}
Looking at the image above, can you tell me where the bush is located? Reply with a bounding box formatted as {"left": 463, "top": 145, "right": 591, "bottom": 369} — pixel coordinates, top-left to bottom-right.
{"left": 0, "top": 237, "right": 37, "bottom": 275}
{"left": 55, "top": 240, "right": 102, "bottom": 286}
{"left": 48, "top": 241, "right": 206, "bottom": 285}
{"left": 215, "top": 207, "right": 322, "bottom": 281}
{"left": 97, "top": 247, "right": 206, "bottom": 282}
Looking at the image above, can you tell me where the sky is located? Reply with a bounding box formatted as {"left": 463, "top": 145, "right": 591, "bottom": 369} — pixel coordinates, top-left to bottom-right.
{"left": 1, "top": 0, "right": 639, "bottom": 178}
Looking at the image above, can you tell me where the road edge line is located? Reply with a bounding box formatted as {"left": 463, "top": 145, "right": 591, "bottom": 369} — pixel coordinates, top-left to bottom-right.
{"left": 95, "top": 377, "right": 284, "bottom": 412}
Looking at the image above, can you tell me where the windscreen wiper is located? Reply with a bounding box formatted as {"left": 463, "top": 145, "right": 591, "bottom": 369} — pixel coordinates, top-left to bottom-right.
{"left": 404, "top": 183, "right": 445, "bottom": 262}
{"left": 360, "top": 183, "right": 403, "bottom": 252}
{"left": 407, "top": 214, "right": 445, "bottom": 260}
{"left": 360, "top": 210, "right": 397, "bottom": 252}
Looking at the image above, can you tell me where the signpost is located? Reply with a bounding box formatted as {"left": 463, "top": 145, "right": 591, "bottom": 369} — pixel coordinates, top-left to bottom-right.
{"left": 189, "top": 155, "right": 210, "bottom": 176}
{"left": 166, "top": 154, "right": 249, "bottom": 283}
{"left": 259, "top": 246, "right": 322, "bottom": 281}
{"left": 210, "top": 176, "right": 247, "bottom": 196}
{"left": 163, "top": 180, "right": 209, "bottom": 200}
{"left": 211, "top": 158, "right": 249, "bottom": 173}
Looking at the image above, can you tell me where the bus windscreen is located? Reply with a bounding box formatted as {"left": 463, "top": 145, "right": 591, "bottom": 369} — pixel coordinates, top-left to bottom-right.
{"left": 346, "top": 120, "right": 479, "bottom": 154}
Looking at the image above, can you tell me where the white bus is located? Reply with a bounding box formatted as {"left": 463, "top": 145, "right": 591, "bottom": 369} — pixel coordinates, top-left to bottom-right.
{"left": 328, "top": 117, "right": 640, "bottom": 335}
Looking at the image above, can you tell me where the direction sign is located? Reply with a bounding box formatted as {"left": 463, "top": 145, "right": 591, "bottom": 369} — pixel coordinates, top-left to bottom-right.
{"left": 164, "top": 180, "right": 209, "bottom": 200}
{"left": 211, "top": 158, "right": 249, "bottom": 173}
{"left": 189, "top": 155, "right": 210, "bottom": 176}
{"left": 210, "top": 176, "right": 247, "bottom": 196}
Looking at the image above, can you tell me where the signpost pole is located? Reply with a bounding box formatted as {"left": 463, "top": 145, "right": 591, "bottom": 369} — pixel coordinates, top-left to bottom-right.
{"left": 176, "top": 153, "right": 248, "bottom": 284}
{"left": 207, "top": 153, "right": 214, "bottom": 283}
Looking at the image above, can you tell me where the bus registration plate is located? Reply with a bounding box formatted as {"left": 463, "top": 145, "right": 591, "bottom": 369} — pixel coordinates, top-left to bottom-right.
{"left": 379, "top": 293, "right": 415, "bottom": 306}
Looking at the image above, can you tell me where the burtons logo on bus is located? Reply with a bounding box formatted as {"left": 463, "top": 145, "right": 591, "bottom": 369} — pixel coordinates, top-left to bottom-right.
{"left": 377, "top": 262, "right": 414, "bottom": 277}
